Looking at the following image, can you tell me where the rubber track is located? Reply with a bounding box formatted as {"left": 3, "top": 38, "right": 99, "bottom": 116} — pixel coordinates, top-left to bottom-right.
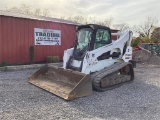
{"left": 91, "top": 62, "right": 134, "bottom": 91}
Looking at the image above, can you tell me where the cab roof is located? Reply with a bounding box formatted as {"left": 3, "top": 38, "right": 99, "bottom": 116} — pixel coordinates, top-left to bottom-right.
{"left": 77, "top": 24, "right": 110, "bottom": 31}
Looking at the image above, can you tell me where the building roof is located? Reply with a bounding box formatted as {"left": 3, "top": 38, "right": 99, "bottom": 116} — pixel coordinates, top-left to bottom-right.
{"left": 0, "top": 10, "right": 81, "bottom": 25}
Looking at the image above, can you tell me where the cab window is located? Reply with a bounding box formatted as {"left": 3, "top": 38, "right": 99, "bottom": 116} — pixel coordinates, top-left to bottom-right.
{"left": 94, "top": 29, "right": 111, "bottom": 49}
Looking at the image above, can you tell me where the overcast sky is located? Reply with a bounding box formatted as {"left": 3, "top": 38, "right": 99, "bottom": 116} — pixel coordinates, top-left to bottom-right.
{"left": 0, "top": 0, "right": 160, "bottom": 26}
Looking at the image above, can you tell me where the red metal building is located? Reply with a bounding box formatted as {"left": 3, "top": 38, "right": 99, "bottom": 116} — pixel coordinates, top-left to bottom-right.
{"left": 0, "top": 11, "right": 119, "bottom": 65}
{"left": 0, "top": 11, "right": 78, "bottom": 65}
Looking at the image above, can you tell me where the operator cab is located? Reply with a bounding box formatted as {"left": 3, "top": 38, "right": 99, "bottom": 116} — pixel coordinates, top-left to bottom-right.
{"left": 67, "top": 24, "right": 112, "bottom": 71}
{"left": 73, "top": 24, "right": 112, "bottom": 60}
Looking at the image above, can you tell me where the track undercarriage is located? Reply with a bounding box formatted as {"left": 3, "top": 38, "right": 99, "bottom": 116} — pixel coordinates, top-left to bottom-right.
{"left": 91, "top": 62, "right": 134, "bottom": 91}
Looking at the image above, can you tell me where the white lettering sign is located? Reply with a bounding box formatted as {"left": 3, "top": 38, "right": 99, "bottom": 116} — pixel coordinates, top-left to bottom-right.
{"left": 34, "top": 28, "right": 61, "bottom": 45}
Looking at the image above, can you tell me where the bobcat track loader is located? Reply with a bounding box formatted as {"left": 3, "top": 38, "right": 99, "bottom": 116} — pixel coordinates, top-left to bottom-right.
{"left": 28, "top": 24, "right": 135, "bottom": 100}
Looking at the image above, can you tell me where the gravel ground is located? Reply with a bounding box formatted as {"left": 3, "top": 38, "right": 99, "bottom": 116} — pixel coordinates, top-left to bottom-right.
{"left": 0, "top": 64, "right": 160, "bottom": 120}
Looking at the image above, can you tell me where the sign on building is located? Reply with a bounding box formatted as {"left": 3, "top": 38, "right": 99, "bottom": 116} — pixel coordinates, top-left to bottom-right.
{"left": 34, "top": 28, "right": 61, "bottom": 45}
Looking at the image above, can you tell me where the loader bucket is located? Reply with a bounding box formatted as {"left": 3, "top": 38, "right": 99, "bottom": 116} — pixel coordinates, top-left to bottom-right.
{"left": 28, "top": 64, "right": 92, "bottom": 100}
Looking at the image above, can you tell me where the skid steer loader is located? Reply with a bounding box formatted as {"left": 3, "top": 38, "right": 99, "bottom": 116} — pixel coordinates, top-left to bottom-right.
{"left": 29, "top": 24, "right": 135, "bottom": 100}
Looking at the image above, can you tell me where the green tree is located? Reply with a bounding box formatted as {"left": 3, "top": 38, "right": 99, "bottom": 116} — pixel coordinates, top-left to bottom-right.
{"left": 142, "top": 37, "right": 152, "bottom": 43}
{"left": 131, "top": 37, "right": 140, "bottom": 47}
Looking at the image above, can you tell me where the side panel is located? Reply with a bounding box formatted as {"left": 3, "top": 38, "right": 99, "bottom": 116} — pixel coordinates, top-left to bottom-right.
{"left": 1, "top": 16, "right": 8, "bottom": 64}
{"left": 0, "top": 16, "right": 76, "bottom": 65}
{"left": 23, "top": 18, "right": 30, "bottom": 63}
{"left": 81, "top": 31, "right": 133, "bottom": 74}
{"left": 0, "top": 17, "right": 2, "bottom": 63}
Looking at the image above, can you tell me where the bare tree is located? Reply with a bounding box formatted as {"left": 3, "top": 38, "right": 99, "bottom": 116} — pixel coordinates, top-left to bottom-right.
{"left": 133, "top": 16, "right": 158, "bottom": 38}
{"left": 71, "top": 16, "right": 86, "bottom": 23}
{"left": 33, "top": 8, "right": 41, "bottom": 16}
{"left": 113, "top": 23, "right": 129, "bottom": 32}
{"left": 19, "top": 4, "right": 32, "bottom": 15}
{"left": 42, "top": 9, "right": 50, "bottom": 17}
{"left": 60, "top": 16, "right": 66, "bottom": 20}
{"left": 6, "top": 6, "right": 21, "bottom": 13}
{"left": 65, "top": 16, "right": 94, "bottom": 24}
{"left": 6, "top": 4, "right": 32, "bottom": 15}
{"left": 5, "top": 4, "right": 50, "bottom": 17}
{"left": 96, "top": 17, "right": 113, "bottom": 27}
